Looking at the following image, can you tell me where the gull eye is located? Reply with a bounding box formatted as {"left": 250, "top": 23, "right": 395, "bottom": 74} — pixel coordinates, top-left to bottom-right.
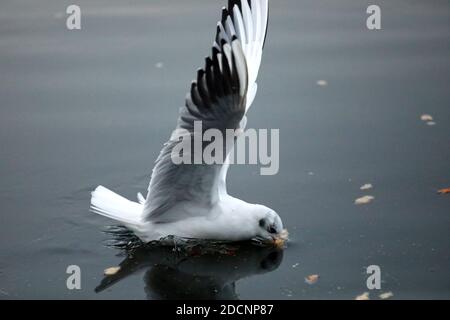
{"left": 268, "top": 225, "right": 277, "bottom": 234}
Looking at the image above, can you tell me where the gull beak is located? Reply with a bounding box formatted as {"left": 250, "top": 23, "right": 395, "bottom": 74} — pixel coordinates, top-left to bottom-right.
{"left": 252, "top": 230, "right": 289, "bottom": 248}
{"left": 252, "top": 235, "right": 278, "bottom": 246}
{"left": 272, "top": 229, "right": 289, "bottom": 248}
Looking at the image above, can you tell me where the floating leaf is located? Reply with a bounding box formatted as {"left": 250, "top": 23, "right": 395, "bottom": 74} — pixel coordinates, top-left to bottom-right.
{"left": 355, "top": 195, "right": 375, "bottom": 205}
{"left": 305, "top": 274, "right": 319, "bottom": 285}
{"left": 437, "top": 188, "right": 450, "bottom": 195}
{"left": 379, "top": 292, "right": 394, "bottom": 300}
{"left": 355, "top": 292, "right": 370, "bottom": 300}
{"left": 420, "top": 114, "right": 433, "bottom": 121}
{"left": 360, "top": 183, "right": 373, "bottom": 190}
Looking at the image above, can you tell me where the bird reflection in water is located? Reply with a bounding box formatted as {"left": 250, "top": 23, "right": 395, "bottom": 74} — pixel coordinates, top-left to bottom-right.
{"left": 95, "top": 226, "right": 284, "bottom": 300}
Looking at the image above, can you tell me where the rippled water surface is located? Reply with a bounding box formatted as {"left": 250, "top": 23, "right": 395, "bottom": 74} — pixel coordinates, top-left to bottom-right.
{"left": 0, "top": 0, "right": 449, "bottom": 299}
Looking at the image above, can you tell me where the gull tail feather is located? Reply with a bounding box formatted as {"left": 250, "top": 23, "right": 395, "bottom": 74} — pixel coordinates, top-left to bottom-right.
{"left": 90, "top": 185, "right": 144, "bottom": 226}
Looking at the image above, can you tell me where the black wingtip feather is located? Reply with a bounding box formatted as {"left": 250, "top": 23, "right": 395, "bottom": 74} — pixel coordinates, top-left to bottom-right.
{"left": 190, "top": 81, "right": 196, "bottom": 92}
{"left": 220, "top": 38, "right": 227, "bottom": 48}
{"left": 197, "top": 69, "right": 205, "bottom": 88}
{"left": 221, "top": 7, "right": 228, "bottom": 25}
{"left": 212, "top": 46, "right": 220, "bottom": 57}
{"left": 220, "top": 52, "right": 233, "bottom": 96}
{"left": 204, "top": 58, "right": 217, "bottom": 103}
{"left": 215, "top": 25, "right": 221, "bottom": 44}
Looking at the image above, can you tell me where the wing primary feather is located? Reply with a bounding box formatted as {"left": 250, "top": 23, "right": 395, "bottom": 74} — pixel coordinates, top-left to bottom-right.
{"left": 185, "top": 94, "right": 204, "bottom": 120}
{"left": 231, "top": 39, "right": 248, "bottom": 97}
{"left": 221, "top": 7, "right": 228, "bottom": 25}
{"left": 228, "top": 0, "right": 241, "bottom": 12}
{"left": 218, "top": 22, "right": 230, "bottom": 44}
{"left": 190, "top": 81, "right": 206, "bottom": 110}
{"left": 225, "top": 16, "right": 237, "bottom": 38}
{"left": 212, "top": 51, "right": 224, "bottom": 97}
{"left": 215, "top": 25, "right": 221, "bottom": 44}
{"left": 197, "top": 69, "right": 212, "bottom": 108}
{"left": 260, "top": 0, "right": 269, "bottom": 44}
{"left": 212, "top": 41, "right": 221, "bottom": 52}
{"left": 230, "top": 43, "right": 241, "bottom": 107}
{"left": 251, "top": 0, "right": 261, "bottom": 43}
{"left": 222, "top": 39, "right": 233, "bottom": 75}
{"left": 233, "top": 5, "right": 247, "bottom": 46}
{"left": 204, "top": 57, "right": 217, "bottom": 102}
{"left": 241, "top": 0, "right": 253, "bottom": 44}
{"left": 220, "top": 45, "right": 233, "bottom": 96}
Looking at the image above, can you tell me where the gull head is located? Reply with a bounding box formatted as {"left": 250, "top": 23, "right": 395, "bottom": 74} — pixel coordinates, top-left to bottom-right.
{"left": 251, "top": 205, "right": 285, "bottom": 243}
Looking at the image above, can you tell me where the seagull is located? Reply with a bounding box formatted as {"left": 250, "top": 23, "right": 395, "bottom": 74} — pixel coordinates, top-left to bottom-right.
{"left": 90, "top": 0, "right": 284, "bottom": 243}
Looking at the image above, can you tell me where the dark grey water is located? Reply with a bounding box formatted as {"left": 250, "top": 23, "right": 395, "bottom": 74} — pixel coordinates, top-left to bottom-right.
{"left": 0, "top": 0, "right": 449, "bottom": 299}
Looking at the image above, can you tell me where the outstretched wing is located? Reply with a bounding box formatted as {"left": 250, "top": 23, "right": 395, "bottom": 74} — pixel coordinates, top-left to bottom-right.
{"left": 143, "top": 0, "right": 269, "bottom": 222}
